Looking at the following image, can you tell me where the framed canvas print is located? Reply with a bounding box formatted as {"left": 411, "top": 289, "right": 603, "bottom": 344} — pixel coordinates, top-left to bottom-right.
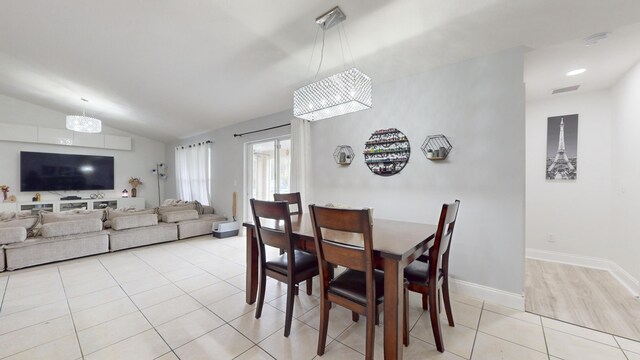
{"left": 546, "top": 114, "right": 578, "bottom": 180}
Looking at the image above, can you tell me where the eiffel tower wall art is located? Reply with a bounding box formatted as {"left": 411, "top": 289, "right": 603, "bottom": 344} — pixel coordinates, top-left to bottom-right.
{"left": 546, "top": 114, "right": 578, "bottom": 180}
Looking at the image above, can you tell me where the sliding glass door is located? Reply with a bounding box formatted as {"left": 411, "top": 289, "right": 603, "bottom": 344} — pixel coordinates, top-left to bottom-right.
{"left": 245, "top": 137, "right": 290, "bottom": 221}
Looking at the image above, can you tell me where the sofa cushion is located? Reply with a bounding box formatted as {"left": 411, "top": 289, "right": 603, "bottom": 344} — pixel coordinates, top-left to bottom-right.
{"left": 0, "top": 210, "right": 32, "bottom": 221}
{"left": 41, "top": 210, "right": 105, "bottom": 224}
{"left": 0, "top": 216, "right": 40, "bottom": 238}
{"left": 162, "top": 210, "right": 199, "bottom": 223}
{"left": 111, "top": 213, "right": 158, "bottom": 231}
{"left": 0, "top": 227, "right": 27, "bottom": 245}
{"left": 157, "top": 203, "right": 197, "bottom": 216}
{"left": 105, "top": 208, "right": 156, "bottom": 228}
{"left": 41, "top": 218, "right": 103, "bottom": 238}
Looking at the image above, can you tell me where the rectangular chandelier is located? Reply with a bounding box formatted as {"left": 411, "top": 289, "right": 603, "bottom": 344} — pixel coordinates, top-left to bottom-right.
{"left": 66, "top": 115, "right": 102, "bottom": 133}
{"left": 293, "top": 67, "right": 372, "bottom": 121}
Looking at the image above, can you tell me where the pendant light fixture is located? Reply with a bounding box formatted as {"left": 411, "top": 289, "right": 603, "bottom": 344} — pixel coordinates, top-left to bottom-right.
{"left": 66, "top": 98, "right": 102, "bottom": 133}
{"left": 293, "top": 6, "right": 372, "bottom": 121}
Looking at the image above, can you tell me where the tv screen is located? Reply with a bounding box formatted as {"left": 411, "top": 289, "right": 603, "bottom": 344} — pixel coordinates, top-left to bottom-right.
{"left": 20, "top": 152, "right": 115, "bottom": 192}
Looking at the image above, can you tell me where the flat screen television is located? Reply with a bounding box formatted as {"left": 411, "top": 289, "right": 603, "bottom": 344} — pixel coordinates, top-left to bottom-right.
{"left": 20, "top": 151, "right": 115, "bottom": 192}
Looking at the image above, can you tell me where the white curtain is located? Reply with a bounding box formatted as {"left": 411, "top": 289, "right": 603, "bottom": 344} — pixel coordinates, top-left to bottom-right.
{"left": 175, "top": 142, "right": 212, "bottom": 205}
{"left": 290, "top": 118, "right": 313, "bottom": 205}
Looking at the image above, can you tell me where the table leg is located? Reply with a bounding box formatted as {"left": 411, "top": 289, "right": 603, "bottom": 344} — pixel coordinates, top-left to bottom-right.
{"left": 245, "top": 227, "right": 258, "bottom": 304}
{"left": 383, "top": 258, "right": 403, "bottom": 360}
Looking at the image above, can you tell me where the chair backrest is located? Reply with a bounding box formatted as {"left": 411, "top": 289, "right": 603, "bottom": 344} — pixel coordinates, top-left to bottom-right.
{"left": 309, "top": 204, "right": 376, "bottom": 301}
{"left": 250, "top": 199, "right": 295, "bottom": 269}
{"left": 274, "top": 192, "right": 303, "bottom": 215}
{"left": 429, "top": 200, "right": 460, "bottom": 277}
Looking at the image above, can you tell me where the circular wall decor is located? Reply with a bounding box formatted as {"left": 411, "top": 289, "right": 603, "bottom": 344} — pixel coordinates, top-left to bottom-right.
{"left": 363, "top": 128, "right": 410, "bottom": 176}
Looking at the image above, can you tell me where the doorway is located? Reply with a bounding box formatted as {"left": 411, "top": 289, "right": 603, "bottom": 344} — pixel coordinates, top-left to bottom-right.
{"left": 244, "top": 137, "right": 291, "bottom": 222}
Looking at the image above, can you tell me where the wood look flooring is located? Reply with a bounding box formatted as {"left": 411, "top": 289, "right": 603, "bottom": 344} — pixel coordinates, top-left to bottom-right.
{"left": 525, "top": 258, "right": 640, "bottom": 341}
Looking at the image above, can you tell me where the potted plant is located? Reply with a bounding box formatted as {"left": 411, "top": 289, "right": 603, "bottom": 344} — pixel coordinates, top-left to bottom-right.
{"left": 128, "top": 177, "right": 143, "bottom": 198}
{"left": 1, "top": 184, "right": 9, "bottom": 201}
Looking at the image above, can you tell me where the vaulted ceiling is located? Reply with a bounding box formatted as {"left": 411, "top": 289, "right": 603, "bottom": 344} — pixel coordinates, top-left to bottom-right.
{"left": 1, "top": 1, "right": 640, "bottom": 142}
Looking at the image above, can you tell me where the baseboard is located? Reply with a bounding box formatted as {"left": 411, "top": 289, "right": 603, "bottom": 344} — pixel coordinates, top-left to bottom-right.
{"left": 526, "top": 248, "right": 640, "bottom": 297}
{"left": 449, "top": 278, "right": 525, "bottom": 311}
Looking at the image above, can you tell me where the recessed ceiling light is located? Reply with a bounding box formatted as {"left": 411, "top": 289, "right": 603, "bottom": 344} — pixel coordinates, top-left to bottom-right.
{"left": 566, "top": 68, "right": 586, "bottom": 76}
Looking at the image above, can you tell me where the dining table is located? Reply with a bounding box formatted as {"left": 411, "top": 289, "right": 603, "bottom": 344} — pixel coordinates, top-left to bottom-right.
{"left": 243, "top": 212, "right": 437, "bottom": 360}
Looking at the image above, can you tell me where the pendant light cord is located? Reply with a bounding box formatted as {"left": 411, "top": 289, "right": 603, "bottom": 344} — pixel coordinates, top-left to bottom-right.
{"left": 306, "top": 27, "right": 321, "bottom": 79}
{"left": 340, "top": 23, "right": 357, "bottom": 68}
{"left": 314, "top": 28, "right": 326, "bottom": 80}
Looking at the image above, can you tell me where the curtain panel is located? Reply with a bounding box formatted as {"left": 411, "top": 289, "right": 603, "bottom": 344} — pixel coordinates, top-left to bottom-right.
{"left": 175, "top": 141, "right": 212, "bottom": 205}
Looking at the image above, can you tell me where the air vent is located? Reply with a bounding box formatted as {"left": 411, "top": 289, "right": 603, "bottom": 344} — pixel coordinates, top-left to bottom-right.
{"left": 585, "top": 32, "right": 609, "bottom": 46}
{"left": 552, "top": 85, "right": 580, "bottom": 95}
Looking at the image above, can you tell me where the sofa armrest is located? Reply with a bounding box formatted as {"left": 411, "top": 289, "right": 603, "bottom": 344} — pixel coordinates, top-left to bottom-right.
{"left": 111, "top": 214, "right": 158, "bottom": 231}
{"left": 41, "top": 219, "right": 103, "bottom": 238}
{"left": 0, "top": 227, "right": 27, "bottom": 245}
{"left": 202, "top": 206, "right": 214, "bottom": 214}
{"left": 162, "top": 210, "right": 199, "bottom": 223}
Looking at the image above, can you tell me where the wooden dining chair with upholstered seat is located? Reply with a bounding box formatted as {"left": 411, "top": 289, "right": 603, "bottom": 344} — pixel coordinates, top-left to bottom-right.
{"left": 250, "top": 199, "right": 320, "bottom": 337}
{"left": 309, "top": 204, "right": 408, "bottom": 359}
{"left": 404, "top": 200, "right": 460, "bottom": 352}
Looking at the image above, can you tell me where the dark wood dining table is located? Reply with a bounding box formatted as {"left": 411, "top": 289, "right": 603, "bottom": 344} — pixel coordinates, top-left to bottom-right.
{"left": 243, "top": 213, "right": 437, "bottom": 360}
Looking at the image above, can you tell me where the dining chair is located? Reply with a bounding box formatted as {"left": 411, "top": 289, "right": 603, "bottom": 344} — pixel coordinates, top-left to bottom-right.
{"left": 250, "top": 199, "right": 319, "bottom": 337}
{"left": 309, "top": 204, "right": 408, "bottom": 359}
{"left": 404, "top": 200, "right": 460, "bottom": 352}
{"left": 274, "top": 192, "right": 303, "bottom": 215}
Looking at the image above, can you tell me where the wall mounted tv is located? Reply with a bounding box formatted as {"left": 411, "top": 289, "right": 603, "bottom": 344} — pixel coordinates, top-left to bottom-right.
{"left": 20, "top": 151, "right": 115, "bottom": 192}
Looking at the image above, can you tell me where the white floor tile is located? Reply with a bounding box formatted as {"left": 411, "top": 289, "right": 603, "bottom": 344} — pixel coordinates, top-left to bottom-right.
{"left": 142, "top": 294, "right": 202, "bottom": 327}
{"left": 314, "top": 340, "right": 363, "bottom": 360}
{"left": 162, "top": 266, "right": 206, "bottom": 282}
{"left": 478, "top": 309, "right": 546, "bottom": 353}
{"left": 259, "top": 320, "right": 321, "bottom": 360}
{"left": 617, "top": 336, "right": 640, "bottom": 354}
{"left": 156, "top": 308, "right": 225, "bottom": 349}
{"left": 130, "top": 284, "right": 185, "bottom": 309}
{"left": 472, "top": 332, "right": 547, "bottom": 360}
{"left": 0, "top": 288, "right": 66, "bottom": 316}
{"left": 297, "top": 303, "right": 356, "bottom": 339}
{"left": 625, "top": 350, "right": 640, "bottom": 360}
{"left": 174, "top": 324, "right": 253, "bottom": 360}
{"left": 174, "top": 272, "right": 221, "bottom": 293}
{"left": 483, "top": 303, "right": 541, "bottom": 325}
{"left": 0, "top": 315, "right": 76, "bottom": 358}
{"left": 0, "top": 300, "right": 69, "bottom": 335}
{"left": 85, "top": 329, "right": 170, "bottom": 360}
{"left": 207, "top": 292, "right": 256, "bottom": 322}
{"left": 268, "top": 292, "right": 320, "bottom": 319}
{"left": 542, "top": 317, "right": 617, "bottom": 346}
{"left": 410, "top": 311, "right": 476, "bottom": 359}
{"left": 229, "top": 304, "right": 286, "bottom": 342}
{"left": 155, "top": 352, "right": 180, "bottom": 360}
{"left": 2, "top": 334, "right": 81, "bottom": 360}
{"left": 189, "top": 281, "right": 241, "bottom": 305}
{"left": 235, "top": 346, "right": 276, "bottom": 360}
{"left": 64, "top": 276, "right": 119, "bottom": 298}
{"left": 72, "top": 297, "right": 138, "bottom": 331}
{"left": 67, "top": 286, "right": 127, "bottom": 313}
{"left": 121, "top": 274, "right": 170, "bottom": 296}
{"left": 545, "top": 328, "right": 627, "bottom": 360}
{"left": 78, "top": 311, "right": 151, "bottom": 355}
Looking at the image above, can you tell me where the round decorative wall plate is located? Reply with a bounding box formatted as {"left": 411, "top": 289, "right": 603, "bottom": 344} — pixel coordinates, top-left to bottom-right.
{"left": 363, "top": 128, "right": 410, "bottom": 176}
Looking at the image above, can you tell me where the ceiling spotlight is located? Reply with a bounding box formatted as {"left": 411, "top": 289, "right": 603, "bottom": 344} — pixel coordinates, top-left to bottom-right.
{"left": 566, "top": 68, "right": 586, "bottom": 76}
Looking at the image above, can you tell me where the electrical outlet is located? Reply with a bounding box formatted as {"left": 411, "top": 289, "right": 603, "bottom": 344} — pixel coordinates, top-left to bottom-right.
{"left": 547, "top": 233, "right": 555, "bottom": 243}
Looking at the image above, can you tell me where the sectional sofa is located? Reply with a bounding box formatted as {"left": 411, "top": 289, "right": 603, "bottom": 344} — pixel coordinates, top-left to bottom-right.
{"left": 0, "top": 202, "right": 227, "bottom": 271}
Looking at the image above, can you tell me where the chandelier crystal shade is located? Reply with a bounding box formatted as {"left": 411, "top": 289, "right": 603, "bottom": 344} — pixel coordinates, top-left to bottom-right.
{"left": 294, "top": 67, "right": 372, "bottom": 121}
{"left": 66, "top": 115, "right": 102, "bottom": 133}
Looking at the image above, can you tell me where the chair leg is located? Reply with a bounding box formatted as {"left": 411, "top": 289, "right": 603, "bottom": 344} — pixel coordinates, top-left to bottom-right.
{"left": 317, "top": 300, "right": 331, "bottom": 356}
{"left": 366, "top": 307, "right": 376, "bottom": 360}
{"left": 429, "top": 288, "right": 444, "bottom": 352}
{"left": 294, "top": 284, "right": 299, "bottom": 296}
{"left": 438, "top": 289, "right": 442, "bottom": 314}
{"left": 375, "top": 308, "right": 379, "bottom": 325}
{"left": 283, "top": 283, "right": 295, "bottom": 337}
{"left": 255, "top": 272, "right": 267, "bottom": 319}
{"left": 403, "top": 285, "right": 409, "bottom": 346}
{"left": 306, "top": 278, "right": 313, "bottom": 295}
{"left": 421, "top": 292, "right": 428, "bottom": 310}
{"left": 442, "top": 277, "right": 455, "bottom": 327}
{"left": 352, "top": 312, "right": 360, "bottom": 322}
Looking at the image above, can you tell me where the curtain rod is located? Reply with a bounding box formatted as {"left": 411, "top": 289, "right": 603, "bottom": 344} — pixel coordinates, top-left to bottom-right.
{"left": 233, "top": 123, "right": 290, "bottom": 137}
{"left": 175, "top": 139, "right": 212, "bottom": 150}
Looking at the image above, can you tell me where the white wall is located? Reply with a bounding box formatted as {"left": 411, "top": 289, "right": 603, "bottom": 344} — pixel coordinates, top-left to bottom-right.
{"left": 310, "top": 48, "right": 526, "bottom": 295}
{"left": 526, "top": 91, "right": 613, "bottom": 259}
{"left": 0, "top": 94, "right": 167, "bottom": 207}
{"left": 611, "top": 61, "right": 640, "bottom": 288}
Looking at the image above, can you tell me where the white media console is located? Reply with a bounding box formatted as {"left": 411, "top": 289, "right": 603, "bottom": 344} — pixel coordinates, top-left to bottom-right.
{"left": 0, "top": 197, "right": 145, "bottom": 214}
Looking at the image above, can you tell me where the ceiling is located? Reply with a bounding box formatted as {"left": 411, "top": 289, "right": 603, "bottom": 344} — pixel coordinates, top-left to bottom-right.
{"left": 1, "top": 1, "right": 640, "bottom": 142}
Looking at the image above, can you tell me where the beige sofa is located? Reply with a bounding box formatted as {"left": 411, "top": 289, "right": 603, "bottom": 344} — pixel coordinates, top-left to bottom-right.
{"left": 0, "top": 202, "right": 227, "bottom": 271}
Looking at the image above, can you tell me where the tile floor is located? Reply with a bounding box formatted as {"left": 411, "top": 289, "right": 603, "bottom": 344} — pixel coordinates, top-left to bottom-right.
{"left": 0, "top": 235, "right": 639, "bottom": 360}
